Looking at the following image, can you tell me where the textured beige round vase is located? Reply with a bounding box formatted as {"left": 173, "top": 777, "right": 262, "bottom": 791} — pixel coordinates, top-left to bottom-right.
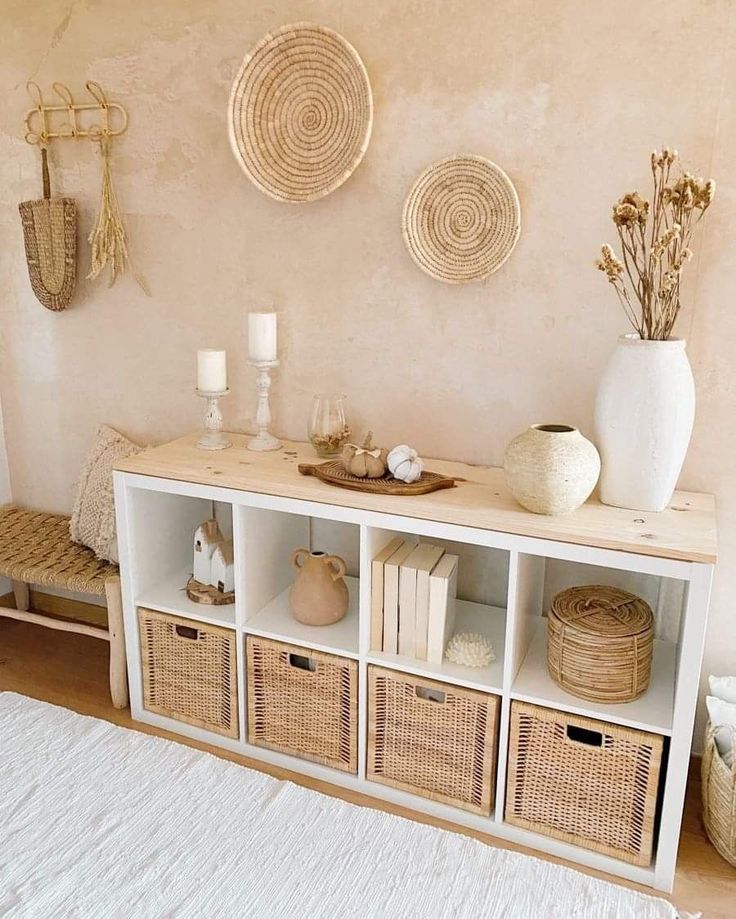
{"left": 289, "top": 548, "right": 349, "bottom": 626}
{"left": 402, "top": 154, "right": 520, "bottom": 283}
{"left": 504, "top": 424, "right": 601, "bottom": 516}
{"left": 228, "top": 23, "right": 373, "bottom": 202}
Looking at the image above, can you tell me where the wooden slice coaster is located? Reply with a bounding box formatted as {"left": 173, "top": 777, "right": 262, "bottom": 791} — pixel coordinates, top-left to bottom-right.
{"left": 185, "top": 577, "right": 235, "bottom": 606}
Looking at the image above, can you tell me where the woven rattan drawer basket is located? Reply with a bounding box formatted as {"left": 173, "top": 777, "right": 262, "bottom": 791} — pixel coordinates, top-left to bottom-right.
{"left": 547, "top": 585, "right": 654, "bottom": 704}
{"left": 702, "top": 723, "right": 736, "bottom": 867}
{"left": 138, "top": 608, "right": 238, "bottom": 739}
{"left": 506, "top": 701, "right": 664, "bottom": 866}
{"left": 367, "top": 666, "right": 500, "bottom": 815}
{"left": 246, "top": 636, "right": 358, "bottom": 773}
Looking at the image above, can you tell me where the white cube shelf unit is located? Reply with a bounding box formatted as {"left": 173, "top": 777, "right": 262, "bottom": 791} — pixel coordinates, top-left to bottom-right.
{"left": 114, "top": 434, "right": 717, "bottom": 893}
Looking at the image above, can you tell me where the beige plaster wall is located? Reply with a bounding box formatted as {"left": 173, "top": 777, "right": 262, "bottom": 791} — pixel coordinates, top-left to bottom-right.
{"left": 0, "top": 0, "right": 734, "bottom": 742}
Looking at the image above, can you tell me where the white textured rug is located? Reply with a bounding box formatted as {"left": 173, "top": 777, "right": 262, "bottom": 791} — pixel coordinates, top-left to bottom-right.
{"left": 0, "top": 693, "right": 690, "bottom": 918}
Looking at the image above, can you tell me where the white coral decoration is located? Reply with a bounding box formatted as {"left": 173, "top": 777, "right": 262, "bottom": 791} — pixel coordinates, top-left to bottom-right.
{"left": 445, "top": 632, "right": 495, "bottom": 668}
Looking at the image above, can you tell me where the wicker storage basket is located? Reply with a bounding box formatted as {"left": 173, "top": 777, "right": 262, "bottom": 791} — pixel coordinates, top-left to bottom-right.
{"left": 246, "top": 636, "right": 358, "bottom": 773}
{"left": 367, "top": 666, "right": 500, "bottom": 815}
{"left": 702, "top": 723, "right": 736, "bottom": 867}
{"left": 138, "top": 608, "right": 238, "bottom": 739}
{"left": 547, "top": 585, "right": 654, "bottom": 704}
{"left": 506, "top": 701, "right": 664, "bottom": 865}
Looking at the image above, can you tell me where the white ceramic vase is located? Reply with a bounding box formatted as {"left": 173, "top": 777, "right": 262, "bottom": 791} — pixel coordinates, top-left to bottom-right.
{"left": 594, "top": 334, "right": 695, "bottom": 512}
{"left": 504, "top": 424, "right": 601, "bottom": 516}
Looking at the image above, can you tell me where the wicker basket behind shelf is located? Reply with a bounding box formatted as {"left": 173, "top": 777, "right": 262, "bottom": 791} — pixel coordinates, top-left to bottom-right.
{"left": 702, "top": 723, "right": 736, "bottom": 867}
{"left": 506, "top": 701, "right": 664, "bottom": 866}
{"left": 547, "top": 584, "right": 654, "bottom": 704}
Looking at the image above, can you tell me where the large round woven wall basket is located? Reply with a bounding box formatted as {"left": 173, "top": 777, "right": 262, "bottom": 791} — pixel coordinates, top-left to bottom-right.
{"left": 547, "top": 585, "right": 654, "bottom": 704}
{"left": 402, "top": 154, "right": 521, "bottom": 284}
{"left": 228, "top": 23, "right": 373, "bottom": 203}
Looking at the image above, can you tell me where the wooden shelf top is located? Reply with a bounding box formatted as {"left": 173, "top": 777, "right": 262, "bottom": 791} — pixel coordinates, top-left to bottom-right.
{"left": 115, "top": 434, "right": 718, "bottom": 563}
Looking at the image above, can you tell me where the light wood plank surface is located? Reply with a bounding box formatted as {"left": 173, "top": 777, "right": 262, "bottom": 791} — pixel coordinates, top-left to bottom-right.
{"left": 116, "top": 434, "right": 718, "bottom": 563}
{"left": 0, "top": 615, "right": 733, "bottom": 919}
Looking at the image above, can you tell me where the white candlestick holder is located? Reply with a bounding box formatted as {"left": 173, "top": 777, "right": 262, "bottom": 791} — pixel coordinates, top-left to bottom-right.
{"left": 195, "top": 389, "right": 231, "bottom": 451}
{"left": 248, "top": 359, "right": 282, "bottom": 452}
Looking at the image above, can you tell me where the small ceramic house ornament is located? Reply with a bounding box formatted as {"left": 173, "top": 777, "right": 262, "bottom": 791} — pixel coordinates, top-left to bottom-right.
{"left": 211, "top": 540, "right": 235, "bottom": 594}
{"left": 193, "top": 519, "right": 224, "bottom": 584}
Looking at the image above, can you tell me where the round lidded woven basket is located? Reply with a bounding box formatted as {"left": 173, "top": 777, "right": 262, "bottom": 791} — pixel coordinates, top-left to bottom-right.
{"left": 228, "top": 22, "right": 373, "bottom": 203}
{"left": 547, "top": 585, "right": 654, "bottom": 704}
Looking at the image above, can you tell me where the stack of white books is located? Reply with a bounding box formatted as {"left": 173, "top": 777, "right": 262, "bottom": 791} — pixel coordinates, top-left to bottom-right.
{"left": 370, "top": 538, "right": 458, "bottom": 663}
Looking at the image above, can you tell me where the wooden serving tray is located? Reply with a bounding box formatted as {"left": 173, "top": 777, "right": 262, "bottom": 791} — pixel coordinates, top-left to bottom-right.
{"left": 298, "top": 461, "right": 459, "bottom": 496}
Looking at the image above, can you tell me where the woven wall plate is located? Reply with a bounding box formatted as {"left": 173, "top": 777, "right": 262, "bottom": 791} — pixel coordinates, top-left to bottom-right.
{"left": 402, "top": 154, "right": 520, "bottom": 283}
{"left": 228, "top": 23, "right": 373, "bottom": 203}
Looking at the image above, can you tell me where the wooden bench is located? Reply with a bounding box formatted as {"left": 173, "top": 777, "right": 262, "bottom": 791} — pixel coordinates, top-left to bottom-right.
{"left": 0, "top": 505, "right": 127, "bottom": 708}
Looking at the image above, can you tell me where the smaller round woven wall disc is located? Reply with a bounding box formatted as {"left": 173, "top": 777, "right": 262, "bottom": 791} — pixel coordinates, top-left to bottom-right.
{"left": 228, "top": 22, "right": 373, "bottom": 203}
{"left": 402, "top": 154, "right": 521, "bottom": 283}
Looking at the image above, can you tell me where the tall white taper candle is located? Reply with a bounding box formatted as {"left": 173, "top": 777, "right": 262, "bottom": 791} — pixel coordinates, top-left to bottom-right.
{"left": 248, "top": 312, "right": 278, "bottom": 362}
{"left": 197, "top": 349, "right": 227, "bottom": 393}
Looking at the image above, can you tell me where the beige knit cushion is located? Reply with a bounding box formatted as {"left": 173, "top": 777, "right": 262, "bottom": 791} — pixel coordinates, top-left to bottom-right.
{"left": 70, "top": 424, "right": 142, "bottom": 563}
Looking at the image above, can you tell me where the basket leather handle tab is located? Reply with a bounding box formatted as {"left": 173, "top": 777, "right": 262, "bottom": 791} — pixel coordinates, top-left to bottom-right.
{"left": 41, "top": 146, "right": 50, "bottom": 199}
{"left": 174, "top": 624, "right": 200, "bottom": 641}
{"left": 415, "top": 685, "right": 446, "bottom": 704}
{"left": 288, "top": 653, "right": 317, "bottom": 673}
{"left": 566, "top": 724, "right": 603, "bottom": 747}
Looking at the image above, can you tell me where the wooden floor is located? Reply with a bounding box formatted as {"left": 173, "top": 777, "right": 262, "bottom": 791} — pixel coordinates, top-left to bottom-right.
{"left": 1, "top": 610, "right": 735, "bottom": 918}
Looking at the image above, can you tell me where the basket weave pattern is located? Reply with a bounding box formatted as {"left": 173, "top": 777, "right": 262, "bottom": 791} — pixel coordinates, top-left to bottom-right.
{"left": 138, "top": 608, "right": 238, "bottom": 739}
{"left": 0, "top": 504, "right": 117, "bottom": 596}
{"left": 246, "top": 636, "right": 358, "bottom": 772}
{"left": 18, "top": 196, "right": 77, "bottom": 311}
{"left": 701, "top": 723, "right": 736, "bottom": 867}
{"left": 367, "top": 666, "right": 499, "bottom": 814}
{"left": 229, "top": 23, "right": 373, "bottom": 203}
{"left": 547, "top": 585, "right": 654, "bottom": 704}
{"left": 506, "top": 701, "right": 663, "bottom": 866}
{"left": 402, "top": 154, "right": 520, "bottom": 283}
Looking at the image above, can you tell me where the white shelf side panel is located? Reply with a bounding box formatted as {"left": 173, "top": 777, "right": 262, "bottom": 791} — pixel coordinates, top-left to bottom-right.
{"left": 246, "top": 576, "right": 360, "bottom": 658}
{"left": 368, "top": 601, "right": 506, "bottom": 693}
{"left": 512, "top": 620, "right": 676, "bottom": 735}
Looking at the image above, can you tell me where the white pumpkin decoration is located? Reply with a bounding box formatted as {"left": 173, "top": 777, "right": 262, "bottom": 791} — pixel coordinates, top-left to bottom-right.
{"left": 387, "top": 444, "right": 424, "bottom": 483}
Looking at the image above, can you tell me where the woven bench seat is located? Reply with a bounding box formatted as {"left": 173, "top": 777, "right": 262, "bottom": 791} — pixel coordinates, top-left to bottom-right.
{"left": 0, "top": 505, "right": 117, "bottom": 596}
{"left": 0, "top": 504, "right": 127, "bottom": 708}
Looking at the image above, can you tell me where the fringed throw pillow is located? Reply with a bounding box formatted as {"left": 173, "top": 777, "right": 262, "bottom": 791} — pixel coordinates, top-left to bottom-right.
{"left": 70, "top": 424, "right": 142, "bottom": 563}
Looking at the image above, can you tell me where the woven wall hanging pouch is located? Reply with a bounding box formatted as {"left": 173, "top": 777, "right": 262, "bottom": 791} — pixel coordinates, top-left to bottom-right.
{"left": 18, "top": 146, "right": 77, "bottom": 311}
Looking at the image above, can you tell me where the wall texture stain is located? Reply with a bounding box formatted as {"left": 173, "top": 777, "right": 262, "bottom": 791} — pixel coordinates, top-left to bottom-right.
{"left": 0, "top": 0, "right": 734, "bottom": 743}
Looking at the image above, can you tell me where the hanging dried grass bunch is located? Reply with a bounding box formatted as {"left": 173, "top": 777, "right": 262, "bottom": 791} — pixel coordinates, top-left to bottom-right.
{"left": 87, "top": 133, "right": 149, "bottom": 294}
{"left": 596, "top": 148, "right": 714, "bottom": 340}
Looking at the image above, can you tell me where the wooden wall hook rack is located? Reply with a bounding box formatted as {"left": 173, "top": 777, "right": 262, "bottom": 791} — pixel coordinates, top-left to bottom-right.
{"left": 23, "top": 80, "right": 128, "bottom": 146}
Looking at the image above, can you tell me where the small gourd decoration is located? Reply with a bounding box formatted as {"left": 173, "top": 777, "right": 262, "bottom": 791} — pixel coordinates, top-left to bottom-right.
{"left": 387, "top": 444, "right": 424, "bottom": 484}
{"left": 341, "top": 431, "right": 388, "bottom": 479}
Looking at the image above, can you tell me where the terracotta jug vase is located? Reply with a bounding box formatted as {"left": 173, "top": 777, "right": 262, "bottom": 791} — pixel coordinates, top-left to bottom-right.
{"left": 289, "top": 549, "right": 349, "bottom": 626}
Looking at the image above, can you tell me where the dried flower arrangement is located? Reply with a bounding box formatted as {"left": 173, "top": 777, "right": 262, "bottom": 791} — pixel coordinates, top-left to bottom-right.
{"left": 596, "top": 149, "right": 715, "bottom": 340}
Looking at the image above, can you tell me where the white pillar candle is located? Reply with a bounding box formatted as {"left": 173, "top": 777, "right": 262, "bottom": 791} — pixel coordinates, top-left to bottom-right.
{"left": 197, "top": 349, "right": 227, "bottom": 393}
{"left": 248, "top": 312, "right": 278, "bottom": 362}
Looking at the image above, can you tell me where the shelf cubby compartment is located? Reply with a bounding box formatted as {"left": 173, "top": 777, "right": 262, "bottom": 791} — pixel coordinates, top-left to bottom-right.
{"left": 238, "top": 506, "right": 360, "bottom": 657}
{"left": 510, "top": 554, "right": 686, "bottom": 735}
{"left": 364, "top": 526, "right": 509, "bottom": 693}
{"left": 126, "top": 487, "right": 235, "bottom": 629}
